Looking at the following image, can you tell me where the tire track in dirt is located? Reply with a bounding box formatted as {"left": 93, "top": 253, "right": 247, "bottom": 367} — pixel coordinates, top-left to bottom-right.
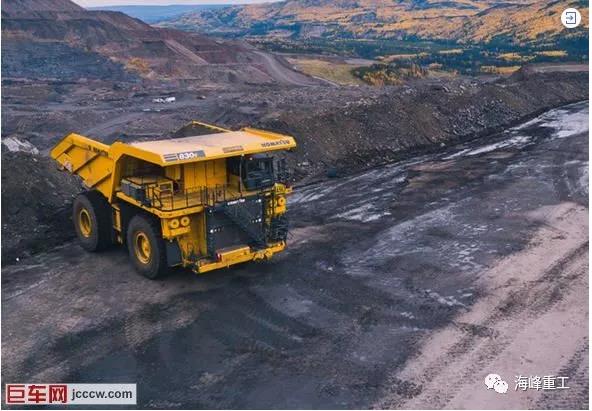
{"left": 534, "top": 337, "right": 589, "bottom": 409}
{"left": 375, "top": 203, "right": 588, "bottom": 409}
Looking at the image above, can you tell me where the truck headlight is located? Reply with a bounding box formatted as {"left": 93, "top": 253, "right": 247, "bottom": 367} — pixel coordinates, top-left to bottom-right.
{"left": 169, "top": 218, "right": 180, "bottom": 229}
{"left": 180, "top": 216, "right": 191, "bottom": 227}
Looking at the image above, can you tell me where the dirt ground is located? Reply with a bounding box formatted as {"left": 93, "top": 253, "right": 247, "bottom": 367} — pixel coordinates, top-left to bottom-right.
{"left": 377, "top": 202, "right": 588, "bottom": 409}
{"left": 2, "top": 101, "right": 587, "bottom": 409}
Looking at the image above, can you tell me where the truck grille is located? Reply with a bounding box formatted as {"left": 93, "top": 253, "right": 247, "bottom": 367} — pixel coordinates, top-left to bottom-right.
{"left": 205, "top": 196, "right": 265, "bottom": 256}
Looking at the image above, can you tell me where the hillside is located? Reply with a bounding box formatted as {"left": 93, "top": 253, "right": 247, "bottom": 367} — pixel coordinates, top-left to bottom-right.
{"left": 1, "top": 0, "right": 317, "bottom": 85}
{"left": 160, "top": 0, "right": 589, "bottom": 46}
{"left": 88, "top": 4, "right": 227, "bottom": 24}
{"left": 1, "top": 0, "right": 82, "bottom": 15}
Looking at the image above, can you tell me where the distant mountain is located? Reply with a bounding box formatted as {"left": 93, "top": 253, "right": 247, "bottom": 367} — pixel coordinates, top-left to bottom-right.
{"left": 88, "top": 4, "right": 228, "bottom": 24}
{"left": 159, "top": 0, "right": 589, "bottom": 46}
{"left": 1, "top": 0, "right": 318, "bottom": 85}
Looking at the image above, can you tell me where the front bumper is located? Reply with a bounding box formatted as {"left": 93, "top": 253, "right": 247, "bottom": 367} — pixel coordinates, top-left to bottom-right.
{"left": 194, "top": 242, "right": 286, "bottom": 274}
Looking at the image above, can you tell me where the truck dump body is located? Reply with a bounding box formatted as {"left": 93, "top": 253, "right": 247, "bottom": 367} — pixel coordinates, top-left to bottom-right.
{"left": 50, "top": 123, "right": 296, "bottom": 277}
{"left": 50, "top": 133, "right": 114, "bottom": 199}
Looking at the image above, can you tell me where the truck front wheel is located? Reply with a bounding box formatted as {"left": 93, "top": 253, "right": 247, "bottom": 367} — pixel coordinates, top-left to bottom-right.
{"left": 73, "top": 191, "right": 113, "bottom": 252}
{"left": 126, "top": 214, "right": 167, "bottom": 279}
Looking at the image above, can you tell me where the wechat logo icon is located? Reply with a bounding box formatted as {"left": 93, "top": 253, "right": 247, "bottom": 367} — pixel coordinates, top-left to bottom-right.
{"left": 485, "top": 373, "right": 509, "bottom": 394}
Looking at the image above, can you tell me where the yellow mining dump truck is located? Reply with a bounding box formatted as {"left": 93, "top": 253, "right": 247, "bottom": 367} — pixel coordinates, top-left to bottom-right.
{"left": 50, "top": 122, "right": 296, "bottom": 279}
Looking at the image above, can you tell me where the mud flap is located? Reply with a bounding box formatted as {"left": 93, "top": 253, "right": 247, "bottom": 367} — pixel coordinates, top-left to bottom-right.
{"left": 166, "top": 240, "right": 182, "bottom": 266}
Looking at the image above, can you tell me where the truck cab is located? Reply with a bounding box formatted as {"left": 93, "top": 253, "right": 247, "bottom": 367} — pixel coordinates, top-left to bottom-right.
{"left": 228, "top": 155, "right": 276, "bottom": 191}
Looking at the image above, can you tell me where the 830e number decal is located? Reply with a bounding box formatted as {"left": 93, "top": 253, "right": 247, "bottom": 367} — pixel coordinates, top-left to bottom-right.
{"left": 163, "top": 150, "right": 206, "bottom": 162}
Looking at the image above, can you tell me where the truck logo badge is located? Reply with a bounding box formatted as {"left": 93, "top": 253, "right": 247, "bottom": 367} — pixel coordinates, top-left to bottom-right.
{"left": 261, "top": 139, "right": 290, "bottom": 148}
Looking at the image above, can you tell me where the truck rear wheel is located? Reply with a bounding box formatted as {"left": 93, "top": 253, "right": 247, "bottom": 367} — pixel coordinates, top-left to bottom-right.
{"left": 73, "top": 191, "right": 113, "bottom": 252}
{"left": 126, "top": 215, "right": 167, "bottom": 279}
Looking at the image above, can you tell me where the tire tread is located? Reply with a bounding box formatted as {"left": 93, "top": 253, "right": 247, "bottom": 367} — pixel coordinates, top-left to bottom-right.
{"left": 73, "top": 190, "right": 112, "bottom": 252}
{"left": 126, "top": 214, "right": 167, "bottom": 279}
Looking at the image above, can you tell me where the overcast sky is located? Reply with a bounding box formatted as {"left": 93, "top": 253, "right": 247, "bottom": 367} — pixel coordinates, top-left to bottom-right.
{"left": 72, "top": 0, "right": 275, "bottom": 6}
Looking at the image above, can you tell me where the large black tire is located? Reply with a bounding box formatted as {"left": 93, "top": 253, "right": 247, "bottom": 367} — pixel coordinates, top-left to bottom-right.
{"left": 126, "top": 214, "right": 167, "bottom": 279}
{"left": 72, "top": 191, "right": 113, "bottom": 252}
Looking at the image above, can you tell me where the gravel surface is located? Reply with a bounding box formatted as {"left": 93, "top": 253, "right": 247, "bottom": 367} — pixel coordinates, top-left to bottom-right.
{"left": 2, "top": 101, "right": 588, "bottom": 409}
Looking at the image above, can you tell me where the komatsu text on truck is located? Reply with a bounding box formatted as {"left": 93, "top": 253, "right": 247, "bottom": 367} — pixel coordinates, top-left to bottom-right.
{"left": 50, "top": 122, "right": 296, "bottom": 279}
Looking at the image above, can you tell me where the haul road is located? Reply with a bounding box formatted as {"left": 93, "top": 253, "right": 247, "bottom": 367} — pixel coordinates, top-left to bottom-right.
{"left": 2, "top": 101, "right": 589, "bottom": 409}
